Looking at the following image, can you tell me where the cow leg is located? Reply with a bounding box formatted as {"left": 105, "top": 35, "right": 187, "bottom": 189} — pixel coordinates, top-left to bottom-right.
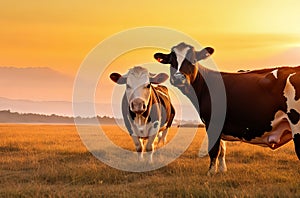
{"left": 207, "top": 138, "right": 221, "bottom": 176}
{"left": 293, "top": 134, "right": 300, "bottom": 160}
{"left": 131, "top": 136, "right": 143, "bottom": 161}
{"left": 286, "top": 117, "right": 300, "bottom": 160}
{"left": 145, "top": 134, "right": 156, "bottom": 163}
{"left": 218, "top": 140, "right": 227, "bottom": 173}
{"left": 158, "top": 128, "right": 168, "bottom": 146}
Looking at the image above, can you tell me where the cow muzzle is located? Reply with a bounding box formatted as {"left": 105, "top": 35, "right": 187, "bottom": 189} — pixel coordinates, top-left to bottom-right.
{"left": 131, "top": 98, "right": 147, "bottom": 114}
{"left": 171, "top": 72, "right": 187, "bottom": 86}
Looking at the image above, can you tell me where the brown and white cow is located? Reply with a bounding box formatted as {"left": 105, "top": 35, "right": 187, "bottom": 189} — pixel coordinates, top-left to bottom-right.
{"left": 154, "top": 42, "right": 300, "bottom": 175}
{"left": 110, "top": 66, "right": 175, "bottom": 162}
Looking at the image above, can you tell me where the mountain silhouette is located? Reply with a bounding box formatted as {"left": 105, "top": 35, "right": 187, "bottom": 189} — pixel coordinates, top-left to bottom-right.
{"left": 0, "top": 110, "right": 122, "bottom": 125}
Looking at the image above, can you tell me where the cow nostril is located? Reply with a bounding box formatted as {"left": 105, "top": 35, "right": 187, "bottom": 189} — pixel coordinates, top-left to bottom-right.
{"left": 143, "top": 103, "right": 146, "bottom": 109}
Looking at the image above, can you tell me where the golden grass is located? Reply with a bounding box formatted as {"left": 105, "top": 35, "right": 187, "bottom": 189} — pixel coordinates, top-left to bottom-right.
{"left": 0, "top": 124, "right": 299, "bottom": 197}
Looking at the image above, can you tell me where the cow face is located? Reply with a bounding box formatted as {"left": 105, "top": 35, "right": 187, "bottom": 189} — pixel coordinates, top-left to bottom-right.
{"left": 154, "top": 42, "right": 214, "bottom": 88}
{"left": 110, "top": 66, "right": 168, "bottom": 114}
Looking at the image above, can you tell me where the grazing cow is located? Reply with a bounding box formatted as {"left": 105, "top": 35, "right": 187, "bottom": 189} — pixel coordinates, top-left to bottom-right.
{"left": 154, "top": 42, "right": 300, "bottom": 175}
{"left": 110, "top": 66, "right": 175, "bottom": 162}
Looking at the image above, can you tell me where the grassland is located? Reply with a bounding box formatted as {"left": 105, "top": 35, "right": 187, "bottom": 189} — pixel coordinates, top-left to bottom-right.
{"left": 0, "top": 124, "right": 299, "bottom": 197}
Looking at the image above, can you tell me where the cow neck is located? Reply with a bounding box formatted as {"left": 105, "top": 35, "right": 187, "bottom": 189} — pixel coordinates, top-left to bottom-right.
{"left": 183, "top": 65, "right": 206, "bottom": 113}
{"left": 143, "top": 87, "right": 154, "bottom": 121}
{"left": 187, "top": 65, "right": 218, "bottom": 117}
{"left": 147, "top": 85, "right": 160, "bottom": 123}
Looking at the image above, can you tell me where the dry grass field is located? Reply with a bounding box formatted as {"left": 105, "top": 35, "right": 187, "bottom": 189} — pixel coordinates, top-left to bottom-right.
{"left": 0, "top": 124, "right": 299, "bottom": 197}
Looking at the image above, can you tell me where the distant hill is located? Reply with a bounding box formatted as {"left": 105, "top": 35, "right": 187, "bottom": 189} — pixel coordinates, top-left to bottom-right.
{"left": 0, "top": 97, "right": 115, "bottom": 118}
{"left": 0, "top": 110, "right": 203, "bottom": 127}
{"left": 0, "top": 97, "right": 73, "bottom": 116}
{"left": 0, "top": 110, "right": 122, "bottom": 125}
{"left": 0, "top": 96, "right": 203, "bottom": 121}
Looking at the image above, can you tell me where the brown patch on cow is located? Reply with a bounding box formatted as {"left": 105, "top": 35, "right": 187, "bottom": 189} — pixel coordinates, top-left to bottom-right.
{"left": 259, "top": 72, "right": 276, "bottom": 90}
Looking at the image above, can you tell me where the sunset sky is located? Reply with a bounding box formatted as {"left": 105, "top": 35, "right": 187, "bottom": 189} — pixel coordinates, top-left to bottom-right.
{"left": 1, "top": 0, "right": 300, "bottom": 117}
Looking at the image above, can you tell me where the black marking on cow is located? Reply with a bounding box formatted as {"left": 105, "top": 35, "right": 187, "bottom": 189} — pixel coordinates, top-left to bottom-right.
{"left": 293, "top": 133, "right": 300, "bottom": 160}
{"left": 288, "top": 109, "right": 300, "bottom": 125}
{"left": 129, "top": 108, "right": 136, "bottom": 120}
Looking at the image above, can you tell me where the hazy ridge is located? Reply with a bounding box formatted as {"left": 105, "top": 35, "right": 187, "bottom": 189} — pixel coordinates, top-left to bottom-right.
{"left": 0, "top": 110, "right": 122, "bottom": 125}
{"left": 0, "top": 110, "right": 203, "bottom": 127}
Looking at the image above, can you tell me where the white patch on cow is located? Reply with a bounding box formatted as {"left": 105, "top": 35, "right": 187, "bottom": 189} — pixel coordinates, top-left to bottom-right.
{"left": 145, "top": 134, "right": 157, "bottom": 163}
{"left": 126, "top": 73, "right": 150, "bottom": 105}
{"left": 218, "top": 140, "right": 227, "bottom": 173}
{"left": 204, "top": 139, "right": 227, "bottom": 175}
{"left": 150, "top": 121, "right": 160, "bottom": 136}
{"left": 157, "top": 128, "right": 168, "bottom": 145}
{"left": 271, "top": 69, "right": 278, "bottom": 79}
{"left": 248, "top": 111, "right": 292, "bottom": 149}
{"left": 198, "top": 134, "right": 208, "bottom": 157}
{"left": 131, "top": 135, "right": 143, "bottom": 161}
{"left": 129, "top": 114, "right": 161, "bottom": 138}
{"left": 173, "top": 47, "right": 190, "bottom": 72}
{"left": 128, "top": 114, "right": 162, "bottom": 162}
{"left": 207, "top": 159, "right": 218, "bottom": 176}
{"left": 283, "top": 73, "right": 300, "bottom": 138}
{"left": 125, "top": 67, "right": 151, "bottom": 109}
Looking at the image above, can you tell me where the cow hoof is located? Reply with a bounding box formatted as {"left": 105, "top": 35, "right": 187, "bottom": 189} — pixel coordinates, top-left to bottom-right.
{"left": 218, "top": 161, "right": 227, "bottom": 173}
{"left": 207, "top": 171, "right": 216, "bottom": 177}
{"left": 293, "top": 134, "right": 300, "bottom": 160}
{"left": 207, "top": 169, "right": 217, "bottom": 177}
{"left": 219, "top": 166, "right": 227, "bottom": 173}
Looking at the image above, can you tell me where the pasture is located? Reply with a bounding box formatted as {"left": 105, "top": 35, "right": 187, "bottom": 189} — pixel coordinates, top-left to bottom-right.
{"left": 0, "top": 124, "right": 299, "bottom": 197}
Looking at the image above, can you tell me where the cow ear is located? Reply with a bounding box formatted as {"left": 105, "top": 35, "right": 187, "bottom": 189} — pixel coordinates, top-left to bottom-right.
{"left": 196, "top": 47, "right": 214, "bottom": 61}
{"left": 154, "top": 53, "right": 171, "bottom": 64}
{"left": 150, "top": 73, "right": 169, "bottom": 84}
{"left": 110, "top": 73, "right": 127, "bottom": 84}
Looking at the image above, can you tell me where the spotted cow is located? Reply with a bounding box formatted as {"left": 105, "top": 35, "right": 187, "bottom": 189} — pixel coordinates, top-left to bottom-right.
{"left": 154, "top": 42, "right": 300, "bottom": 175}
{"left": 110, "top": 66, "right": 175, "bottom": 162}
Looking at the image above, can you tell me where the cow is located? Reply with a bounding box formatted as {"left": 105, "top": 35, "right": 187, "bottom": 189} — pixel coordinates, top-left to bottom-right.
{"left": 154, "top": 42, "right": 300, "bottom": 175}
{"left": 110, "top": 66, "right": 175, "bottom": 162}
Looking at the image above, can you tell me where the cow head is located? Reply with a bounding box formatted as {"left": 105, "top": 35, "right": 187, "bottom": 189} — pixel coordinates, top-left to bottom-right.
{"left": 110, "top": 66, "right": 169, "bottom": 114}
{"left": 154, "top": 42, "right": 214, "bottom": 89}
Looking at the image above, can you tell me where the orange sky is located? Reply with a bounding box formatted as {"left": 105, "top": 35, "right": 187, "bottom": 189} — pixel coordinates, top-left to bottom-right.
{"left": 1, "top": 0, "right": 300, "bottom": 107}
{"left": 1, "top": 1, "right": 300, "bottom": 74}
